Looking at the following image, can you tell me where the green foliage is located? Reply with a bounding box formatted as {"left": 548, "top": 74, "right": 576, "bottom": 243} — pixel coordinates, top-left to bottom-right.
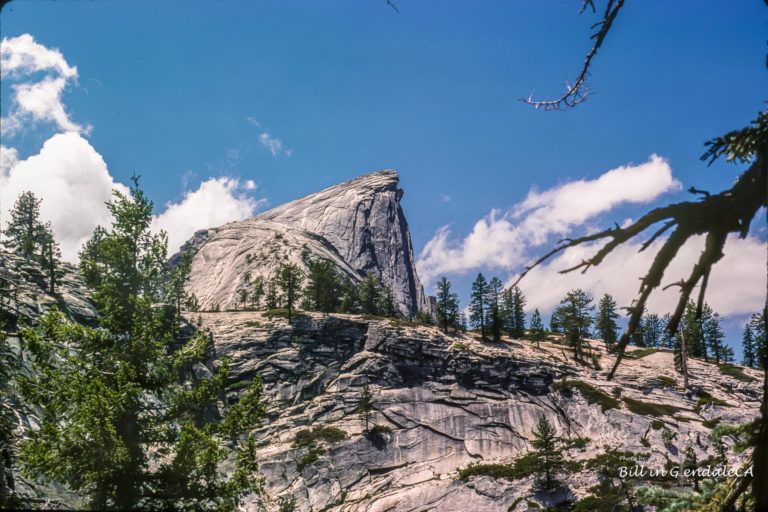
{"left": 717, "top": 363, "right": 753, "bottom": 382}
{"left": 469, "top": 273, "right": 489, "bottom": 341}
{"left": 552, "top": 379, "right": 620, "bottom": 412}
{"left": 694, "top": 390, "right": 730, "bottom": 414}
{"left": 566, "top": 437, "right": 591, "bottom": 449}
{"left": 3, "top": 191, "right": 46, "bottom": 257}
{"left": 244, "top": 320, "right": 262, "bottom": 328}
{"left": 0, "top": 327, "right": 22, "bottom": 509}
{"left": 18, "top": 179, "right": 266, "bottom": 510}
{"left": 296, "top": 447, "right": 325, "bottom": 473}
{"left": 654, "top": 375, "right": 678, "bottom": 388}
{"left": 625, "top": 347, "right": 659, "bottom": 359}
{"left": 530, "top": 416, "right": 564, "bottom": 490}
{"left": 450, "top": 342, "right": 469, "bottom": 351}
{"left": 293, "top": 426, "right": 347, "bottom": 448}
{"left": 276, "top": 263, "right": 303, "bottom": 323}
{"left": 503, "top": 286, "right": 527, "bottom": 339}
{"left": 358, "top": 382, "right": 373, "bottom": 433}
{"left": 436, "top": 276, "right": 460, "bottom": 333}
{"left": 458, "top": 452, "right": 540, "bottom": 482}
{"left": 529, "top": 309, "right": 546, "bottom": 346}
{"left": 623, "top": 397, "right": 683, "bottom": 417}
{"left": 595, "top": 294, "right": 619, "bottom": 349}
{"left": 650, "top": 419, "right": 665, "bottom": 430}
{"left": 702, "top": 417, "right": 722, "bottom": 429}
{"left": 303, "top": 259, "right": 341, "bottom": 313}
{"left": 557, "top": 289, "right": 594, "bottom": 362}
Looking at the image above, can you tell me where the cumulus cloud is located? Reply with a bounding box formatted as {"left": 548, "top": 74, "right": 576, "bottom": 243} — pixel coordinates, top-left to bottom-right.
{"left": 0, "top": 35, "right": 268, "bottom": 262}
{"left": 0, "top": 132, "right": 129, "bottom": 261}
{"left": 153, "top": 178, "right": 265, "bottom": 255}
{"left": 519, "top": 234, "right": 766, "bottom": 318}
{"left": 1, "top": 34, "right": 87, "bottom": 135}
{"left": 417, "top": 155, "right": 680, "bottom": 282}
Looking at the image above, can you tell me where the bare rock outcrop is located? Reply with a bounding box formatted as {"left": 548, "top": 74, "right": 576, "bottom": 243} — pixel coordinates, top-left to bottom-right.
{"left": 177, "top": 171, "right": 433, "bottom": 318}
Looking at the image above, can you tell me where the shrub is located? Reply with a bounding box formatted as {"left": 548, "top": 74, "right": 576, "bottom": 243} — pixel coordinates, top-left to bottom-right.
{"left": 451, "top": 342, "right": 470, "bottom": 351}
{"left": 640, "top": 437, "right": 651, "bottom": 447}
{"left": 694, "top": 391, "right": 730, "bottom": 413}
{"left": 702, "top": 417, "right": 722, "bottom": 429}
{"left": 244, "top": 320, "right": 262, "bottom": 328}
{"left": 457, "top": 452, "right": 540, "bottom": 482}
{"left": 625, "top": 348, "right": 659, "bottom": 359}
{"left": 566, "top": 437, "right": 591, "bottom": 449}
{"left": 650, "top": 419, "right": 665, "bottom": 430}
{"left": 552, "top": 379, "right": 621, "bottom": 412}
{"left": 293, "top": 426, "right": 348, "bottom": 448}
{"left": 717, "top": 363, "right": 754, "bottom": 382}
{"left": 623, "top": 397, "right": 683, "bottom": 417}
{"left": 654, "top": 375, "right": 677, "bottom": 389}
{"left": 296, "top": 447, "right": 325, "bottom": 472}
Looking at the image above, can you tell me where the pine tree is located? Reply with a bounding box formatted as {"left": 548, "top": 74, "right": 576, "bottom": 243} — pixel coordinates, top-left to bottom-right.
{"left": 682, "top": 444, "right": 701, "bottom": 491}
{"left": 304, "top": 260, "right": 341, "bottom": 313}
{"left": 265, "top": 277, "right": 280, "bottom": 310}
{"left": 706, "top": 313, "right": 726, "bottom": 364}
{"left": 508, "top": 286, "right": 527, "bottom": 338}
{"left": 529, "top": 309, "right": 545, "bottom": 348}
{"left": 531, "top": 416, "right": 564, "bottom": 490}
{"left": 632, "top": 309, "right": 646, "bottom": 347}
{"left": 749, "top": 312, "right": 766, "bottom": 369}
{"left": 549, "top": 307, "right": 564, "bottom": 334}
{"left": 3, "top": 191, "right": 45, "bottom": 257}
{"left": 660, "top": 313, "right": 675, "bottom": 349}
{"left": 38, "top": 222, "right": 61, "bottom": 295}
{"left": 642, "top": 313, "right": 663, "bottom": 348}
{"left": 339, "top": 278, "right": 360, "bottom": 314}
{"left": 595, "top": 294, "right": 619, "bottom": 350}
{"left": 358, "top": 382, "right": 373, "bottom": 433}
{"left": 20, "top": 178, "right": 265, "bottom": 509}
{"left": 488, "top": 277, "right": 504, "bottom": 342}
{"left": 166, "top": 250, "right": 192, "bottom": 320}
{"left": 469, "top": 273, "right": 489, "bottom": 341}
{"left": 359, "top": 273, "right": 382, "bottom": 316}
{"left": 276, "top": 263, "right": 303, "bottom": 323}
{"left": 378, "top": 286, "right": 397, "bottom": 318}
{"left": 742, "top": 324, "right": 756, "bottom": 368}
{"left": 250, "top": 277, "right": 264, "bottom": 310}
{"left": 559, "top": 289, "right": 594, "bottom": 362}
{"left": 436, "top": 277, "right": 457, "bottom": 333}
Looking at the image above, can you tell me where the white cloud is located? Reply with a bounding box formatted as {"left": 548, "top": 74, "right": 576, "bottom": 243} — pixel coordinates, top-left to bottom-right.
{"left": 248, "top": 117, "right": 292, "bottom": 156}
{"left": 417, "top": 155, "right": 680, "bottom": 282}
{"left": 152, "top": 178, "right": 265, "bottom": 255}
{"left": 0, "top": 132, "right": 129, "bottom": 261}
{"left": 519, "top": 234, "right": 766, "bottom": 318}
{"left": 1, "top": 34, "right": 87, "bottom": 136}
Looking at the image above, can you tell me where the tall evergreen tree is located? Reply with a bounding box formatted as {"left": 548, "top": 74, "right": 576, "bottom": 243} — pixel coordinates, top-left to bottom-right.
{"left": 19, "top": 178, "right": 265, "bottom": 509}
{"left": 531, "top": 416, "right": 564, "bottom": 490}
{"left": 166, "top": 250, "right": 192, "bottom": 320}
{"left": 378, "top": 286, "right": 397, "bottom": 318}
{"left": 505, "top": 286, "right": 527, "bottom": 338}
{"left": 3, "top": 191, "right": 45, "bottom": 257}
{"left": 682, "top": 444, "right": 701, "bottom": 491}
{"left": 749, "top": 311, "right": 766, "bottom": 369}
{"left": 38, "top": 223, "right": 61, "bottom": 295}
{"left": 642, "top": 313, "right": 663, "bottom": 348}
{"left": 276, "top": 263, "right": 303, "bottom": 324}
{"left": 559, "top": 289, "right": 594, "bottom": 362}
{"left": 529, "top": 308, "right": 545, "bottom": 348}
{"left": 359, "top": 273, "right": 382, "bottom": 316}
{"left": 742, "top": 324, "right": 756, "bottom": 368}
{"left": 436, "top": 277, "right": 458, "bottom": 333}
{"left": 595, "top": 294, "right": 619, "bottom": 350}
{"left": 659, "top": 313, "right": 675, "bottom": 349}
{"left": 304, "top": 260, "right": 341, "bottom": 313}
{"left": 250, "top": 277, "right": 264, "bottom": 310}
{"left": 488, "top": 277, "right": 504, "bottom": 342}
{"left": 358, "top": 382, "right": 373, "bottom": 433}
{"left": 706, "top": 313, "right": 726, "bottom": 364}
{"left": 469, "top": 273, "right": 489, "bottom": 341}
{"left": 339, "top": 278, "right": 360, "bottom": 314}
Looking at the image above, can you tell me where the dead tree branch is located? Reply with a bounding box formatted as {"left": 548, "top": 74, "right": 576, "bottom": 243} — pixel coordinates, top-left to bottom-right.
{"left": 511, "top": 155, "right": 767, "bottom": 380}
{"left": 522, "top": 0, "right": 625, "bottom": 110}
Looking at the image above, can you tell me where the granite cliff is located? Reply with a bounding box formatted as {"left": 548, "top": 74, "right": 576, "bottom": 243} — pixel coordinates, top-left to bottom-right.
{"left": 175, "top": 171, "right": 433, "bottom": 318}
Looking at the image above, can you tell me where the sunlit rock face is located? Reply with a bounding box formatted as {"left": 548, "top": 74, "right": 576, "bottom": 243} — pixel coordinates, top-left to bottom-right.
{"left": 176, "top": 170, "right": 433, "bottom": 318}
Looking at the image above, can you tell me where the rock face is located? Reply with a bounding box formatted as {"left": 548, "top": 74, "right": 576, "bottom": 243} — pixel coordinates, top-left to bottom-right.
{"left": 196, "top": 311, "right": 764, "bottom": 512}
{"left": 178, "top": 171, "right": 433, "bottom": 318}
{"left": 0, "top": 250, "right": 98, "bottom": 328}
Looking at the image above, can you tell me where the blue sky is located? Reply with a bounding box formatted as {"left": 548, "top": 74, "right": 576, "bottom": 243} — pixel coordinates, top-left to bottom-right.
{"left": 1, "top": 1, "right": 765, "bottom": 353}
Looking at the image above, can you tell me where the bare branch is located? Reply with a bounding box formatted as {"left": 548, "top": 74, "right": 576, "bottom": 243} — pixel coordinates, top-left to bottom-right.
{"left": 522, "top": 0, "right": 625, "bottom": 110}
